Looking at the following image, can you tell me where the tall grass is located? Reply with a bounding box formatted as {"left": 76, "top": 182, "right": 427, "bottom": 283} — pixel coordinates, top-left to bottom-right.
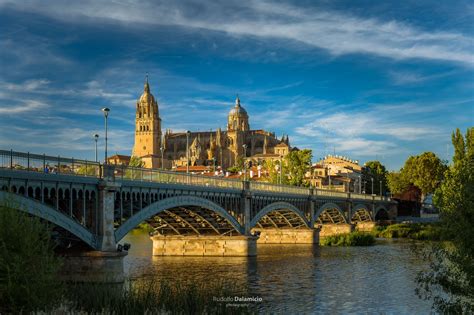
{"left": 320, "top": 231, "right": 376, "bottom": 246}
{"left": 65, "top": 278, "right": 254, "bottom": 314}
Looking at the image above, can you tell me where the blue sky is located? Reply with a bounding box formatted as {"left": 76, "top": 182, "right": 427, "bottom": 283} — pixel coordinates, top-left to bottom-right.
{"left": 0, "top": 0, "right": 472, "bottom": 170}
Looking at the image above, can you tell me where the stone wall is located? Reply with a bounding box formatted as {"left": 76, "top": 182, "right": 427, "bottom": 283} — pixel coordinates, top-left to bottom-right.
{"left": 60, "top": 250, "right": 127, "bottom": 283}
{"left": 151, "top": 235, "right": 258, "bottom": 256}
{"left": 319, "top": 223, "right": 354, "bottom": 238}
{"left": 252, "top": 228, "right": 319, "bottom": 244}
{"left": 355, "top": 221, "right": 376, "bottom": 232}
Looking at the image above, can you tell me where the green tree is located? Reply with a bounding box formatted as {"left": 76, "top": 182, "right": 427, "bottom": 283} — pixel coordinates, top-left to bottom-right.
{"left": 285, "top": 149, "right": 312, "bottom": 186}
{"left": 386, "top": 171, "right": 411, "bottom": 195}
{"left": 402, "top": 152, "right": 447, "bottom": 201}
{"left": 76, "top": 164, "right": 99, "bottom": 176}
{"left": 129, "top": 156, "right": 145, "bottom": 168}
{"left": 452, "top": 128, "right": 465, "bottom": 164}
{"left": 416, "top": 128, "right": 474, "bottom": 313}
{"left": 227, "top": 156, "right": 244, "bottom": 173}
{"left": 0, "top": 203, "right": 63, "bottom": 313}
{"left": 263, "top": 159, "right": 284, "bottom": 184}
{"left": 363, "top": 160, "right": 388, "bottom": 195}
{"left": 262, "top": 150, "right": 311, "bottom": 186}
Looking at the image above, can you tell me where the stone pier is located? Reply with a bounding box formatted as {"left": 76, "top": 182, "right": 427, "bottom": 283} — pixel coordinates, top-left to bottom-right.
{"left": 355, "top": 221, "right": 376, "bottom": 232}
{"left": 60, "top": 250, "right": 127, "bottom": 283}
{"left": 252, "top": 228, "right": 319, "bottom": 244}
{"left": 319, "top": 223, "right": 354, "bottom": 239}
{"left": 151, "top": 234, "right": 258, "bottom": 256}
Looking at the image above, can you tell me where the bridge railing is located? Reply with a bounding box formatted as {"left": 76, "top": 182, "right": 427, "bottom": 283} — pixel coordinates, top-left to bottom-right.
{"left": 0, "top": 149, "right": 392, "bottom": 201}
{"left": 350, "top": 193, "right": 374, "bottom": 200}
{"left": 117, "top": 165, "right": 243, "bottom": 190}
{"left": 0, "top": 150, "right": 101, "bottom": 177}
{"left": 249, "top": 181, "right": 310, "bottom": 195}
{"left": 315, "top": 189, "right": 349, "bottom": 198}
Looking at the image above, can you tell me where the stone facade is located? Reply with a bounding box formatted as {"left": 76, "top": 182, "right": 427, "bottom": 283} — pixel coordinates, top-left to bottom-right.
{"left": 132, "top": 78, "right": 291, "bottom": 169}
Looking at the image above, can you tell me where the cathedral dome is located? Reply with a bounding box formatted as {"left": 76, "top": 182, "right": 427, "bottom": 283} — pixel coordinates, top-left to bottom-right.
{"left": 228, "top": 96, "right": 248, "bottom": 117}
{"left": 227, "top": 96, "right": 250, "bottom": 131}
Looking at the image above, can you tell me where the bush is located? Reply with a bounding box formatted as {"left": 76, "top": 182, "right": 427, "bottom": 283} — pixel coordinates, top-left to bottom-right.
{"left": 320, "top": 231, "right": 375, "bottom": 246}
{"left": 372, "top": 223, "right": 445, "bottom": 241}
{"left": 0, "top": 203, "right": 64, "bottom": 313}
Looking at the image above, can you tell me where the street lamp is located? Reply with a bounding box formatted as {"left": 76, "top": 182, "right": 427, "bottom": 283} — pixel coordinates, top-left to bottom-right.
{"left": 242, "top": 144, "right": 247, "bottom": 181}
{"left": 93, "top": 134, "right": 99, "bottom": 162}
{"left": 371, "top": 177, "right": 374, "bottom": 195}
{"left": 279, "top": 155, "right": 283, "bottom": 184}
{"left": 101, "top": 108, "right": 110, "bottom": 164}
{"left": 379, "top": 180, "right": 383, "bottom": 197}
{"left": 160, "top": 143, "right": 164, "bottom": 170}
{"left": 186, "top": 130, "right": 191, "bottom": 174}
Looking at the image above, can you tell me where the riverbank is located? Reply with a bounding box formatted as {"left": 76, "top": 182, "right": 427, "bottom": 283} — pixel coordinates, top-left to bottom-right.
{"left": 372, "top": 222, "right": 445, "bottom": 241}
{"left": 320, "top": 231, "right": 375, "bottom": 246}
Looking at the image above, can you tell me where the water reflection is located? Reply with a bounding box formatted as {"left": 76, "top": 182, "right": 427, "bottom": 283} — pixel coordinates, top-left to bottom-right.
{"left": 123, "top": 231, "right": 432, "bottom": 313}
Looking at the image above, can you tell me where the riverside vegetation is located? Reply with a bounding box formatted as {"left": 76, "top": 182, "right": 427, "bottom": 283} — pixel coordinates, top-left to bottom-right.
{"left": 0, "top": 203, "right": 252, "bottom": 314}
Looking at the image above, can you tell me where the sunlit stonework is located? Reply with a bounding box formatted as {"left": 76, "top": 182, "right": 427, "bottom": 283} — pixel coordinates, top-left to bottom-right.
{"left": 133, "top": 78, "right": 291, "bottom": 169}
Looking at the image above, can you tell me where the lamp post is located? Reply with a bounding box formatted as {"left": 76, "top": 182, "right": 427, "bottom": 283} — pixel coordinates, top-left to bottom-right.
{"left": 101, "top": 108, "right": 110, "bottom": 164}
{"left": 242, "top": 144, "right": 247, "bottom": 181}
{"left": 93, "top": 134, "right": 99, "bottom": 162}
{"left": 358, "top": 174, "right": 362, "bottom": 194}
{"left": 379, "top": 180, "right": 382, "bottom": 197}
{"left": 160, "top": 143, "right": 164, "bottom": 170}
{"left": 279, "top": 155, "right": 282, "bottom": 184}
{"left": 371, "top": 177, "right": 374, "bottom": 195}
{"left": 186, "top": 130, "right": 190, "bottom": 174}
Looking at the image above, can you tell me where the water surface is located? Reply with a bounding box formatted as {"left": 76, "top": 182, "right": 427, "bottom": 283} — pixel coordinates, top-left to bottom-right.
{"left": 123, "top": 231, "right": 432, "bottom": 313}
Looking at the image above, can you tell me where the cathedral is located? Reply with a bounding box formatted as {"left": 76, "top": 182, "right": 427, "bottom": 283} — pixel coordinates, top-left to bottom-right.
{"left": 132, "top": 77, "right": 291, "bottom": 170}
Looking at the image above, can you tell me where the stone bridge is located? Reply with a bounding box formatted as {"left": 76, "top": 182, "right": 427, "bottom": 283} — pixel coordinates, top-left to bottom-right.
{"left": 0, "top": 150, "right": 396, "bottom": 281}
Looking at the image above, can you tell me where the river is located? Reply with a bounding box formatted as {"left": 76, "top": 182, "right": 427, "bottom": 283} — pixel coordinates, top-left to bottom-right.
{"left": 123, "top": 231, "right": 433, "bottom": 314}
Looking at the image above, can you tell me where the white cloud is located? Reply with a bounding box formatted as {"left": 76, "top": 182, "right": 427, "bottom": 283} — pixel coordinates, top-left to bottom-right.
{"left": 1, "top": 0, "right": 472, "bottom": 65}
{"left": 0, "top": 100, "right": 49, "bottom": 114}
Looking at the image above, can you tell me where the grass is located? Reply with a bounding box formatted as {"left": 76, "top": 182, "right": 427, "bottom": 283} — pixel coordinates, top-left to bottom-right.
{"left": 372, "top": 223, "right": 445, "bottom": 241}
{"left": 64, "top": 278, "right": 254, "bottom": 314}
{"left": 320, "top": 231, "right": 376, "bottom": 246}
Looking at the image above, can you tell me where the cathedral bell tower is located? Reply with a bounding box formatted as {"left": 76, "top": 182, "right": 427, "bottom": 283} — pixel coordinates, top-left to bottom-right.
{"left": 132, "top": 75, "right": 162, "bottom": 167}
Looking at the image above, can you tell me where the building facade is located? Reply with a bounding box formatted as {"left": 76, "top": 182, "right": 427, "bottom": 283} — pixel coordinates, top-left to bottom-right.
{"left": 309, "top": 155, "right": 362, "bottom": 192}
{"left": 132, "top": 78, "right": 290, "bottom": 169}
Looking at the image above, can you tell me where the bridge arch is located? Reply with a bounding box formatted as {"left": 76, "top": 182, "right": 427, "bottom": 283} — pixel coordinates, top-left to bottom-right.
{"left": 249, "top": 201, "right": 310, "bottom": 229}
{"left": 114, "top": 195, "right": 245, "bottom": 242}
{"left": 351, "top": 204, "right": 373, "bottom": 223}
{"left": 315, "top": 202, "right": 347, "bottom": 224}
{"left": 0, "top": 191, "right": 97, "bottom": 249}
{"left": 374, "top": 205, "right": 389, "bottom": 220}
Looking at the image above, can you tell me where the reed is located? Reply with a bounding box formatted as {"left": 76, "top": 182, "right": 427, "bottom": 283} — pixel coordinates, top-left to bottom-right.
{"left": 320, "top": 231, "right": 376, "bottom": 246}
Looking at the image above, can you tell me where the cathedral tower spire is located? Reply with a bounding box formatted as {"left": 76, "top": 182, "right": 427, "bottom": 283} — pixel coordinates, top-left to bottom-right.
{"left": 132, "top": 75, "right": 162, "bottom": 168}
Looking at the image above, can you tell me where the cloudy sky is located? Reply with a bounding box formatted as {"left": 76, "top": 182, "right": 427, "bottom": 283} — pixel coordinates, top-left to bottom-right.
{"left": 0, "top": 0, "right": 472, "bottom": 170}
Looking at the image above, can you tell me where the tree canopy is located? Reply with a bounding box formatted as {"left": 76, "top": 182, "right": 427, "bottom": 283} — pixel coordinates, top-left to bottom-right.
{"left": 263, "top": 149, "right": 312, "bottom": 186}
{"left": 387, "top": 152, "right": 446, "bottom": 200}
{"left": 362, "top": 160, "right": 388, "bottom": 194}
{"left": 416, "top": 127, "right": 474, "bottom": 313}
{"left": 403, "top": 152, "right": 447, "bottom": 197}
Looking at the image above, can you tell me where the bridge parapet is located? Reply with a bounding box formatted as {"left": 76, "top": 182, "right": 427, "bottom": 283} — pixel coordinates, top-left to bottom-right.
{"left": 1, "top": 149, "right": 394, "bottom": 202}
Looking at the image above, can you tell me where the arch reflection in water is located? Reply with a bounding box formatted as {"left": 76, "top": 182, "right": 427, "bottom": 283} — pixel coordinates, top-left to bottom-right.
{"left": 123, "top": 231, "right": 433, "bottom": 314}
